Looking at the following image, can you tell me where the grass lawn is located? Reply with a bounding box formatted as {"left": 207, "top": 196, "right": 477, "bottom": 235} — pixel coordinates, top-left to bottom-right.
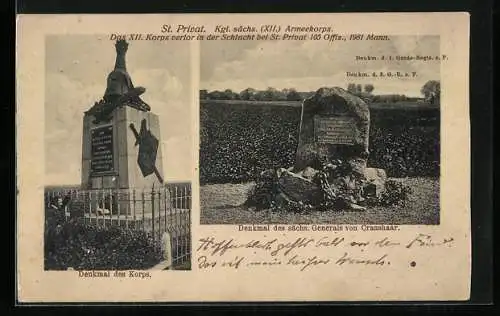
{"left": 200, "top": 177, "right": 439, "bottom": 225}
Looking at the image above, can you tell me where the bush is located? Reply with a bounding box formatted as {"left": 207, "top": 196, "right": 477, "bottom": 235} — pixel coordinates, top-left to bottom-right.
{"left": 200, "top": 101, "right": 440, "bottom": 184}
{"left": 44, "top": 213, "right": 163, "bottom": 270}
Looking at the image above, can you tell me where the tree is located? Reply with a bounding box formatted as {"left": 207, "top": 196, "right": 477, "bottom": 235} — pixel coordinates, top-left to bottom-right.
{"left": 263, "top": 87, "right": 279, "bottom": 101}
{"left": 285, "top": 88, "right": 302, "bottom": 101}
{"left": 199, "top": 90, "right": 208, "bottom": 100}
{"left": 207, "top": 90, "right": 224, "bottom": 100}
{"left": 253, "top": 90, "right": 266, "bottom": 101}
{"left": 420, "top": 80, "right": 440, "bottom": 105}
{"left": 347, "top": 83, "right": 356, "bottom": 93}
{"left": 364, "top": 84, "right": 375, "bottom": 94}
{"left": 356, "top": 84, "right": 363, "bottom": 94}
{"left": 239, "top": 88, "right": 256, "bottom": 100}
{"left": 223, "top": 89, "right": 238, "bottom": 100}
{"left": 275, "top": 89, "right": 287, "bottom": 101}
{"left": 300, "top": 91, "right": 315, "bottom": 100}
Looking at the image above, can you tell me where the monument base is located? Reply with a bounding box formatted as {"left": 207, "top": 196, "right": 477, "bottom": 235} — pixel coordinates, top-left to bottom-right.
{"left": 81, "top": 106, "right": 164, "bottom": 191}
{"left": 246, "top": 161, "right": 389, "bottom": 212}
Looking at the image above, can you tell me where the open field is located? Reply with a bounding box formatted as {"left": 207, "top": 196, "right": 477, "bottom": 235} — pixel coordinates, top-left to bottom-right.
{"left": 200, "top": 99, "right": 439, "bottom": 110}
{"left": 200, "top": 100, "right": 440, "bottom": 184}
{"left": 200, "top": 177, "right": 439, "bottom": 225}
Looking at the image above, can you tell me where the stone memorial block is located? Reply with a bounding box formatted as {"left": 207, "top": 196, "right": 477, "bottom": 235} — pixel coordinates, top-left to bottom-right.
{"left": 363, "top": 168, "right": 387, "bottom": 198}
{"left": 277, "top": 170, "right": 323, "bottom": 205}
{"left": 294, "top": 87, "right": 370, "bottom": 172}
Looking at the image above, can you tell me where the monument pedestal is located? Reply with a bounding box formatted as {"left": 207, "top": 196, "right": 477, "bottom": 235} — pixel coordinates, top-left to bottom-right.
{"left": 79, "top": 39, "right": 167, "bottom": 216}
{"left": 81, "top": 106, "right": 164, "bottom": 191}
{"left": 81, "top": 106, "right": 165, "bottom": 216}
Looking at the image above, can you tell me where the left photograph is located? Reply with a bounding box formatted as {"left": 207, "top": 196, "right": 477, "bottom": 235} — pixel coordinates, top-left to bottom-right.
{"left": 44, "top": 36, "right": 193, "bottom": 271}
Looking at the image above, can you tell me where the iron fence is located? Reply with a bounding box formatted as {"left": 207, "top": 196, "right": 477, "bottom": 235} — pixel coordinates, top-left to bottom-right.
{"left": 45, "top": 184, "right": 192, "bottom": 269}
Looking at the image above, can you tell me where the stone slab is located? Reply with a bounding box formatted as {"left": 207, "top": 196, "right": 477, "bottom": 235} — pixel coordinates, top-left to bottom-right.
{"left": 277, "top": 170, "right": 323, "bottom": 205}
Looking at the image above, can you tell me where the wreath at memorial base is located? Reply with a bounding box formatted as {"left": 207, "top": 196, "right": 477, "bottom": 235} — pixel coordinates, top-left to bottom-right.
{"left": 246, "top": 160, "right": 412, "bottom": 213}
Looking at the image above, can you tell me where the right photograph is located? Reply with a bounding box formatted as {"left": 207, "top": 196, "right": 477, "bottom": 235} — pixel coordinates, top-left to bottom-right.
{"left": 199, "top": 36, "right": 440, "bottom": 225}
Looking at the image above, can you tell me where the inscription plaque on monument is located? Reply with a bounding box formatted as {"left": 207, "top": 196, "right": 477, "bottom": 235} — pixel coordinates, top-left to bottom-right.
{"left": 90, "top": 125, "right": 114, "bottom": 174}
{"left": 314, "top": 116, "right": 357, "bottom": 145}
{"left": 294, "top": 87, "right": 370, "bottom": 171}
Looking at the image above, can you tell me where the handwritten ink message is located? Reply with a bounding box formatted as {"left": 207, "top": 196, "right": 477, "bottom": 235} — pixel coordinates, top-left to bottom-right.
{"left": 196, "top": 233, "right": 454, "bottom": 271}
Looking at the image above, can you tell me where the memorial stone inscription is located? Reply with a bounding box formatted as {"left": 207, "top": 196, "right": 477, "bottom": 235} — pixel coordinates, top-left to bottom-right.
{"left": 294, "top": 87, "right": 370, "bottom": 172}
{"left": 90, "top": 125, "right": 114, "bottom": 174}
{"left": 314, "top": 116, "right": 357, "bottom": 145}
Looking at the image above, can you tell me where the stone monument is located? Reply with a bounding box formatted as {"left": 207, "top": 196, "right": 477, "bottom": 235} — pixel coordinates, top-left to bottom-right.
{"left": 294, "top": 87, "right": 370, "bottom": 174}
{"left": 250, "top": 87, "right": 388, "bottom": 211}
{"left": 81, "top": 39, "right": 164, "bottom": 192}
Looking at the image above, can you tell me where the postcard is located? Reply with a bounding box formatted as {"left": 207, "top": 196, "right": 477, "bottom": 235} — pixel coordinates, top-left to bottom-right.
{"left": 16, "top": 12, "right": 470, "bottom": 302}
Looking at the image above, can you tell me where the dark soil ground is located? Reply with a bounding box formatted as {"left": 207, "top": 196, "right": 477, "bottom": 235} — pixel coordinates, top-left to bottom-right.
{"left": 200, "top": 177, "right": 439, "bottom": 225}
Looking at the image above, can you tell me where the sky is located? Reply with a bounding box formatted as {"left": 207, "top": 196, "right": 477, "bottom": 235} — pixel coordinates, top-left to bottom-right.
{"left": 200, "top": 35, "right": 440, "bottom": 97}
{"left": 44, "top": 35, "right": 439, "bottom": 185}
{"left": 45, "top": 35, "right": 192, "bottom": 185}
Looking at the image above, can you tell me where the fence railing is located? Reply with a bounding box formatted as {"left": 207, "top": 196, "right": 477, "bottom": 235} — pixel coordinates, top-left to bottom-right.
{"left": 45, "top": 184, "right": 192, "bottom": 269}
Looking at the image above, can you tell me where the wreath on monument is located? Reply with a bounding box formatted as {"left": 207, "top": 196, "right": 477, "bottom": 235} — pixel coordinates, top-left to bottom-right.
{"left": 246, "top": 159, "right": 412, "bottom": 213}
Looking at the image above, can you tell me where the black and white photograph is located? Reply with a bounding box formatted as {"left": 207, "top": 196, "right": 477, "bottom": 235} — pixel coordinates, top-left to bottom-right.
{"left": 17, "top": 12, "right": 474, "bottom": 303}
{"left": 44, "top": 36, "right": 193, "bottom": 271}
{"left": 200, "top": 36, "right": 441, "bottom": 225}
